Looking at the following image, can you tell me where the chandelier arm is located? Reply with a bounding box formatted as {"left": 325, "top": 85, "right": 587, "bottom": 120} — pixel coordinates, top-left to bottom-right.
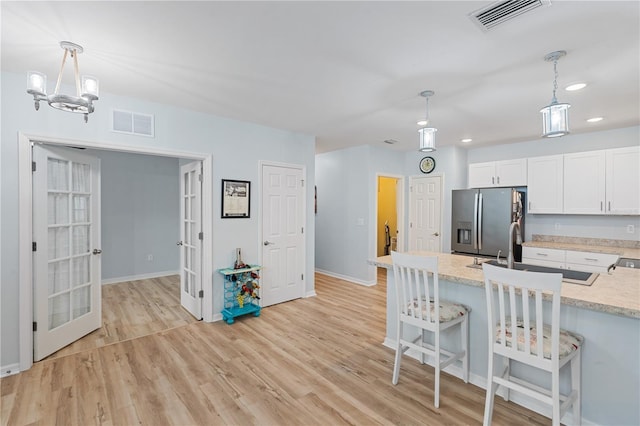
{"left": 54, "top": 49, "right": 69, "bottom": 95}
{"left": 73, "top": 50, "right": 82, "bottom": 97}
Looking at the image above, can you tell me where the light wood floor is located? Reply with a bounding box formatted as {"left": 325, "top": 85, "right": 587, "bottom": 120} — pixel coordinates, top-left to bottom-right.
{"left": 1, "top": 269, "right": 550, "bottom": 425}
{"left": 46, "top": 275, "right": 198, "bottom": 360}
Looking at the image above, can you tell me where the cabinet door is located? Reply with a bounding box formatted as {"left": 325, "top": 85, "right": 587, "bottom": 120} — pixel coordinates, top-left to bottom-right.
{"left": 496, "top": 159, "right": 527, "bottom": 187}
{"left": 468, "top": 162, "right": 496, "bottom": 188}
{"left": 564, "top": 151, "right": 606, "bottom": 214}
{"left": 606, "top": 146, "right": 640, "bottom": 215}
{"left": 527, "top": 155, "right": 564, "bottom": 213}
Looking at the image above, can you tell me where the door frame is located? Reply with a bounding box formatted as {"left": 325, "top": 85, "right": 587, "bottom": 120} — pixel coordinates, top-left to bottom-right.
{"left": 375, "top": 173, "right": 405, "bottom": 254}
{"left": 258, "top": 160, "right": 307, "bottom": 301}
{"left": 18, "top": 132, "right": 213, "bottom": 372}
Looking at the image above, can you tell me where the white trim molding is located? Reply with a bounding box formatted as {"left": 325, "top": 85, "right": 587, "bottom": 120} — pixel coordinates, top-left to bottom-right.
{"left": 315, "top": 269, "right": 377, "bottom": 287}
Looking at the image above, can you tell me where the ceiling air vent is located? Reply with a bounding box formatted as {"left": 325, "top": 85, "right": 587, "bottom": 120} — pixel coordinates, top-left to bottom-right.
{"left": 469, "top": 0, "right": 552, "bottom": 32}
{"left": 111, "top": 109, "right": 154, "bottom": 137}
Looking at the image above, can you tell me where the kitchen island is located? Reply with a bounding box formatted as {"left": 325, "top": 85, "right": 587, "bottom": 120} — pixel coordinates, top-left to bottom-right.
{"left": 371, "top": 251, "right": 639, "bottom": 425}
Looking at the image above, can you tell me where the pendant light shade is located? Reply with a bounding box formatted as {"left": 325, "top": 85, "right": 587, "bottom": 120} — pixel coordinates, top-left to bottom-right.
{"left": 418, "top": 90, "right": 437, "bottom": 151}
{"left": 419, "top": 127, "right": 437, "bottom": 152}
{"left": 540, "top": 51, "right": 570, "bottom": 138}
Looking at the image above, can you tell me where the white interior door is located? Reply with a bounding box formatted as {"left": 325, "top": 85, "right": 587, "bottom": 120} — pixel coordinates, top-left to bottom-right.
{"left": 179, "top": 161, "right": 203, "bottom": 319}
{"left": 33, "top": 145, "right": 101, "bottom": 361}
{"left": 261, "top": 164, "right": 304, "bottom": 307}
{"left": 408, "top": 175, "right": 442, "bottom": 252}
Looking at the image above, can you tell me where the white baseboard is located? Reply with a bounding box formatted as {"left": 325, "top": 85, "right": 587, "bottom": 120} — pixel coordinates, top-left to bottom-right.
{"left": 382, "top": 338, "right": 598, "bottom": 426}
{"left": 211, "top": 312, "right": 223, "bottom": 322}
{"left": 305, "top": 290, "right": 317, "bottom": 298}
{"left": 101, "top": 270, "right": 179, "bottom": 285}
{"left": 1, "top": 363, "right": 20, "bottom": 378}
{"left": 315, "top": 269, "right": 377, "bottom": 287}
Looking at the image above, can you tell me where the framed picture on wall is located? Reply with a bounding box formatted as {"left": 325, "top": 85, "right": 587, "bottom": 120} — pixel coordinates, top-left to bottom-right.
{"left": 221, "top": 179, "right": 250, "bottom": 218}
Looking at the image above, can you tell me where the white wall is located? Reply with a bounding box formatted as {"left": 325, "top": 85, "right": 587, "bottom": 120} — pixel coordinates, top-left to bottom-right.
{"left": 0, "top": 71, "right": 316, "bottom": 368}
{"left": 315, "top": 145, "right": 406, "bottom": 284}
{"left": 85, "top": 149, "right": 180, "bottom": 282}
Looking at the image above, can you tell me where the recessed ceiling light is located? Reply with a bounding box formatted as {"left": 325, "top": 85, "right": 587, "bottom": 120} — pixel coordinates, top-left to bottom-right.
{"left": 461, "top": 138, "right": 472, "bottom": 143}
{"left": 565, "top": 83, "right": 587, "bottom": 91}
{"left": 417, "top": 119, "right": 427, "bottom": 126}
{"left": 587, "top": 117, "right": 603, "bottom": 123}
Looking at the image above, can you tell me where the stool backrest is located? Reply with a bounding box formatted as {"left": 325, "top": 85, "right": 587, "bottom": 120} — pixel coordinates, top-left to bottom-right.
{"left": 391, "top": 251, "right": 439, "bottom": 325}
{"left": 482, "top": 263, "right": 563, "bottom": 368}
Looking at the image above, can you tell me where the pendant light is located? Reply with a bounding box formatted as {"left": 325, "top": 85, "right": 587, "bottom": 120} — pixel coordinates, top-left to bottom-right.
{"left": 418, "top": 90, "right": 437, "bottom": 152}
{"left": 540, "top": 50, "right": 570, "bottom": 138}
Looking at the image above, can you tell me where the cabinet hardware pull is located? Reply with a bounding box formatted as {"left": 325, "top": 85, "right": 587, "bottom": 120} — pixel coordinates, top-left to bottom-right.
{"left": 584, "top": 258, "right": 598, "bottom": 262}
{"left": 601, "top": 201, "right": 603, "bottom": 211}
{"left": 492, "top": 177, "right": 495, "bottom": 184}
{"left": 536, "top": 253, "right": 548, "bottom": 256}
{"left": 497, "top": 176, "right": 500, "bottom": 184}
{"left": 608, "top": 201, "right": 611, "bottom": 211}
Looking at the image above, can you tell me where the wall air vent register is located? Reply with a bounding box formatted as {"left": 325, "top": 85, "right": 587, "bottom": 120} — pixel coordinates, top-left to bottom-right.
{"left": 111, "top": 109, "right": 154, "bottom": 137}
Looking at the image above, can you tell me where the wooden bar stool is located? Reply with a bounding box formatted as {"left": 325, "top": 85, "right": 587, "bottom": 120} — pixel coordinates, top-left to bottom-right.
{"left": 391, "top": 251, "right": 470, "bottom": 408}
{"left": 482, "top": 263, "right": 583, "bottom": 426}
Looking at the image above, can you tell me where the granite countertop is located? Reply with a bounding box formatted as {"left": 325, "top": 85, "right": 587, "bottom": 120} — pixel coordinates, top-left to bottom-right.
{"left": 371, "top": 251, "right": 640, "bottom": 319}
{"left": 523, "top": 235, "right": 640, "bottom": 259}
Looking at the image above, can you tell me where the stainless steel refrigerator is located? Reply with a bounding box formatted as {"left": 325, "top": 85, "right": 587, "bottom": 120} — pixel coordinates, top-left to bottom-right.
{"left": 451, "top": 188, "right": 524, "bottom": 260}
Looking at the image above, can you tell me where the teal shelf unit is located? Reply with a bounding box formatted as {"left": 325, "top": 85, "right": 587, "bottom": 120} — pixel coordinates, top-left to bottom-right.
{"left": 218, "top": 265, "right": 262, "bottom": 324}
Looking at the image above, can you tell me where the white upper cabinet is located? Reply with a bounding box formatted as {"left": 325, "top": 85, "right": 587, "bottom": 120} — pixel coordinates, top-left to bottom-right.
{"left": 527, "top": 155, "right": 564, "bottom": 214}
{"left": 468, "top": 158, "right": 527, "bottom": 188}
{"left": 564, "top": 147, "right": 639, "bottom": 215}
{"left": 606, "top": 146, "right": 640, "bottom": 215}
{"left": 564, "top": 150, "right": 606, "bottom": 214}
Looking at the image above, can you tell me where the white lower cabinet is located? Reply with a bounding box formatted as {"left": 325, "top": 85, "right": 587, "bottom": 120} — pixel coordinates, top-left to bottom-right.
{"left": 522, "top": 247, "right": 618, "bottom": 273}
{"left": 565, "top": 250, "right": 618, "bottom": 273}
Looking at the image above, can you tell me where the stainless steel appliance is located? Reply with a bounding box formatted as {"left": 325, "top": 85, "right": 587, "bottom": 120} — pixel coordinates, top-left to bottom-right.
{"left": 451, "top": 188, "right": 524, "bottom": 260}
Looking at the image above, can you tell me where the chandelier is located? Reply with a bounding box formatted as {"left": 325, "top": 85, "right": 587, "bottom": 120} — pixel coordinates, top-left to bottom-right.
{"left": 26, "top": 41, "right": 99, "bottom": 123}
{"left": 418, "top": 90, "right": 437, "bottom": 152}
{"left": 540, "top": 50, "right": 570, "bottom": 138}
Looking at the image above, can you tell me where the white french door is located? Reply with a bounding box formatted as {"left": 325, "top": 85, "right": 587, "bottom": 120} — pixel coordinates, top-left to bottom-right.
{"left": 261, "top": 164, "right": 305, "bottom": 307}
{"left": 179, "top": 161, "right": 203, "bottom": 319}
{"left": 32, "top": 145, "right": 101, "bottom": 361}
{"left": 408, "top": 175, "right": 442, "bottom": 252}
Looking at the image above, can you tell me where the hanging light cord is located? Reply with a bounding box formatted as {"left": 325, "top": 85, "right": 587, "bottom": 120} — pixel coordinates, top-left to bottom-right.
{"left": 551, "top": 58, "right": 559, "bottom": 104}
{"left": 424, "top": 96, "right": 430, "bottom": 124}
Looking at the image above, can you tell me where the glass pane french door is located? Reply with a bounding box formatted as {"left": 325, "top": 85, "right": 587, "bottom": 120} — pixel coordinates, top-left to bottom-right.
{"left": 179, "top": 161, "right": 202, "bottom": 319}
{"left": 33, "top": 145, "right": 101, "bottom": 361}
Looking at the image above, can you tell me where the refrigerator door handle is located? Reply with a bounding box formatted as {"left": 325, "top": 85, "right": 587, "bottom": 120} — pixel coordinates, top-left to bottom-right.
{"left": 478, "top": 193, "right": 483, "bottom": 250}
{"left": 473, "top": 192, "right": 479, "bottom": 249}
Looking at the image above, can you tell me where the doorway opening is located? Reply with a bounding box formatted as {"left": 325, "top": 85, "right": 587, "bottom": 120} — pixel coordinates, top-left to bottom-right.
{"left": 18, "top": 133, "right": 213, "bottom": 370}
{"left": 376, "top": 174, "right": 405, "bottom": 258}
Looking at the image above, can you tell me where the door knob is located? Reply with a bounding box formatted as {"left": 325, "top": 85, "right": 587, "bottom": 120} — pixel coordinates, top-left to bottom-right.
{"left": 176, "top": 241, "right": 183, "bottom": 246}
{"left": 92, "top": 249, "right": 102, "bottom": 255}
{"left": 433, "top": 232, "right": 440, "bottom": 237}
{"left": 264, "top": 241, "right": 274, "bottom": 246}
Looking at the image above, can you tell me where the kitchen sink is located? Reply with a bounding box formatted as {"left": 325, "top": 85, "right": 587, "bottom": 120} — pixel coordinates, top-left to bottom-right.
{"left": 616, "top": 257, "right": 639, "bottom": 268}
{"left": 467, "top": 259, "right": 599, "bottom": 286}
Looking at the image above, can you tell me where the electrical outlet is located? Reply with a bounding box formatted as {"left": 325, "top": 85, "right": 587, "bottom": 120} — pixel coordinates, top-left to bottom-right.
{"left": 147, "top": 254, "right": 153, "bottom": 261}
{"left": 627, "top": 225, "right": 635, "bottom": 234}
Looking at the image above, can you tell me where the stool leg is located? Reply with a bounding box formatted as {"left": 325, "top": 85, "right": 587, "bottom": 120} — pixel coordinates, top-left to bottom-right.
{"left": 462, "top": 315, "right": 469, "bottom": 383}
{"left": 552, "top": 368, "right": 560, "bottom": 426}
{"left": 483, "top": 352, "right": 497, "bottom": 426}
{"left": 392, "top": 322, "right": 403, "bottom": 385}
{"left": 434, "top": 325, "right": 441, "bottom": 408}
{"left": 571, "top": 349, "right": 582, "bottom": 425}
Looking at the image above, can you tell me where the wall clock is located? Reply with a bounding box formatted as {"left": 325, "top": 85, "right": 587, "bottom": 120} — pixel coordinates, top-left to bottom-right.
{"left": 419, "top": 156, "right": 436, "bottom": 174}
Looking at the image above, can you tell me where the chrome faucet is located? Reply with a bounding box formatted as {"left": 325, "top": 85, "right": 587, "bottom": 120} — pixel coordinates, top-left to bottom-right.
{"left": 507, "top": 221, "right": 522, "bottom": 269}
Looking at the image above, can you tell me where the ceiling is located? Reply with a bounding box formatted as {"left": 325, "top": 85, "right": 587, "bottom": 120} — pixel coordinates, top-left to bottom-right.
{"left": 2, "top": 1, "right": 638, "bottom": 153}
